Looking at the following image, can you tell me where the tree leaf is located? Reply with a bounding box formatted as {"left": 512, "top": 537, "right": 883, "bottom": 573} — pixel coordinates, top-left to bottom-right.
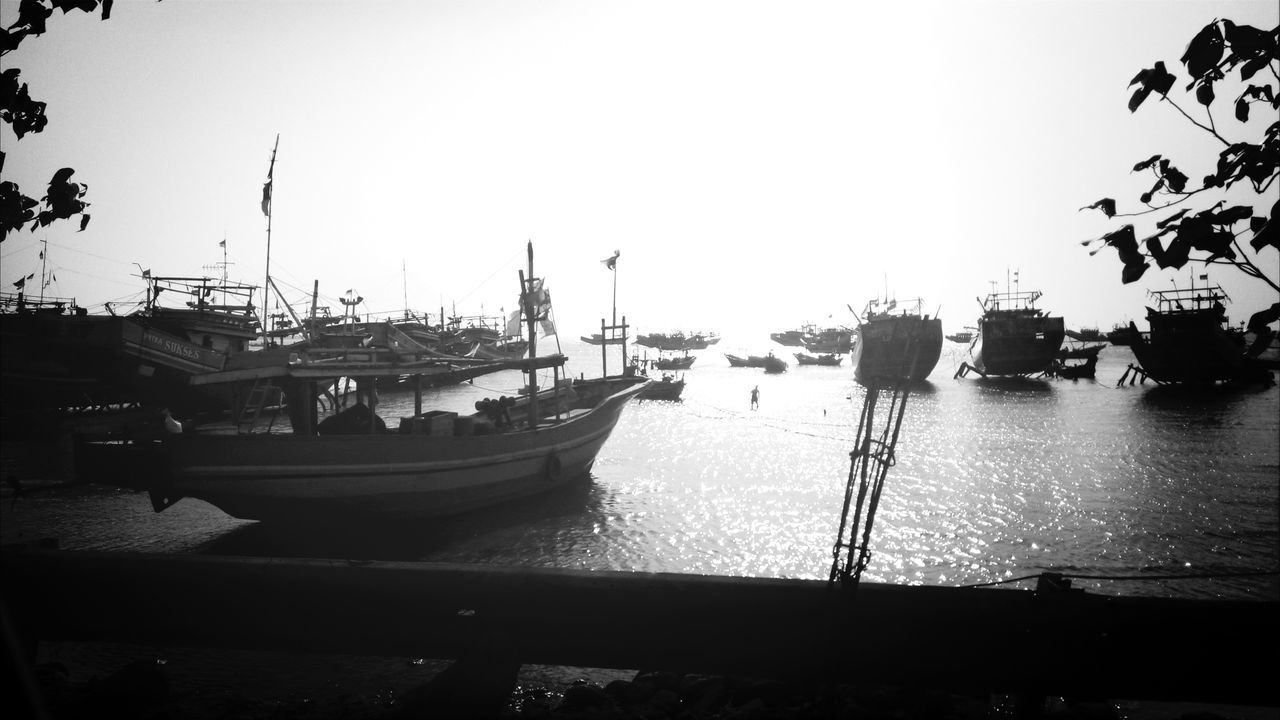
{"left": 1127, "top": 62, "right": 1176, "bottom": 112}
{"left": 1222, "top": 20, "right": 1273, "bottom": 61}
{"left": 1235, "top": 97, "right": 1250, "bottom": 122}
{"left": 1132, "top": 154, "right": 1161, "bottom": 172}
{"left": 1080, "top": 198, "right": 1116, "bottom": 217}
{"left": 78, "top": 213, "right": 90, "bottom": 231}
{"left": 1195, "top": 80, "right": 1215, "bottom": 107}
{"left": 1120, "top": 262, "right": 1150, "bottom": 284}
{"left": 1180, "top": 21, "right": 1225, "bottom": 80}
{"left": 1246, "top": 302, "right": 1280, "bottom": 332}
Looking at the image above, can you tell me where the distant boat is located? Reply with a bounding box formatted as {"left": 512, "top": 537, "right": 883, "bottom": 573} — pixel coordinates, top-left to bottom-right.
{"left": 961, "top": 285, "right": 1064, "bottom": 378}
{"left": 801, "top": 326, "right": 853, "bottom": 354}
{"left": 762, "top": 353, "right": 788, "bottom": 374}
{"left": 1065, "top": 327, "right": 1104, "bottom": 342}
{"left": 1106, "top": 323, "right": 1133, "bottom": 346}
{"left": 852, "top": 298, "right": 943, "bottom": 387}
{"left": 653, "top": 352, "right": 696, "bottom": 370}
{"left": 725, "top": 353, "right": 757, "bottom": 368}
{"left": 636, "top": 331, "right": 719, "bottom": 351}
{"left": 945, "top": 330, "right": 974, "bottom": 344}
{"left": 1126, "top": 281, "right": 1271, "bottom": 385}
{"left": 794, "top": 352, "right": 843, "bottom": 366}
{"left": 770, "top": 327, "right": 811, "bottom": 347}
{"left": 1046, "top": 354, "right": 1099, "bottom": 380}
{"left": 581, "top": 333, "right": 625, "bottom": 345}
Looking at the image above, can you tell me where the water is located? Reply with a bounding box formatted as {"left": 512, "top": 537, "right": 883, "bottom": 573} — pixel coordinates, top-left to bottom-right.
{"left": 3, "top": 339, "right": 1277, "bottom": 602}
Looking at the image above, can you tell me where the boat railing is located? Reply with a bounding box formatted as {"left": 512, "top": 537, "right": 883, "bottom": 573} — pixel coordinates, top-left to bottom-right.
{"left": 1148, "top": 285, "right": 1229, "bottom": 314}
{"left": 980, "top": 290, "right": 1042, "bottom": 313}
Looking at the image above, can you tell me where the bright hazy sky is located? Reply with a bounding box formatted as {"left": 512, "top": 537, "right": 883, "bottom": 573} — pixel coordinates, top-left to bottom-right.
{"left": 2, "top": 0, "right": 1277, "bottom": 343}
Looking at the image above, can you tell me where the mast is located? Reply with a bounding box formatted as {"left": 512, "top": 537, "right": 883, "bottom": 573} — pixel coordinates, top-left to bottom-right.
{"left": 402, "top": 259, "right": 409, "bottom": 320}
{"left": 520, "top": 240, "right": 540, "bottom": 429}
{"left": 261, "top": 134, "right": 279, "bottom": 344}
{"left": 38, "top": 236, "right": 48, "bottom": 304}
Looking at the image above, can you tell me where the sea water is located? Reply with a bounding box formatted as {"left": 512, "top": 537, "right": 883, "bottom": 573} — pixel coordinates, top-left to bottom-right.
{"left": 3, "top": 338, "right": 1277, "bottom": 602}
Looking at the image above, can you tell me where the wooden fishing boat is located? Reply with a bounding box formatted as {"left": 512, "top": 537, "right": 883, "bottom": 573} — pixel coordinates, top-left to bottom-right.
{"left": 1046, "top": 354, "right": 1098, "bottom": 380}
{"left": 794, "top": 352, "right": 843, "bottom": 366}
{"left": 945, "top": 330, "right": 974, "bottom": 344}
{"left": 637, "top": 372, "right": 685, "bottom": 400}
{"left": 962, "top": 287, "right": 1064, "bottom": 377}
{"left": 1125, "top": 282, "right": 1268, "bottom": 385}
{"left": 762, "top": 353, "right": 788, "bottom": 374}
{"left": 76, "top": 243, "right": 648, "bottom": 523}
{"left": 653, "top": 352, "right": 695, "bottom": 370}
{"left": 851, "top": 298, "right": 942, "bottom": 387}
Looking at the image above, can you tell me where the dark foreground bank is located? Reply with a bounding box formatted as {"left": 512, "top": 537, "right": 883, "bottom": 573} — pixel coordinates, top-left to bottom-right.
{"left": 13, "top": 642, "right": 1280, "bottom": 720}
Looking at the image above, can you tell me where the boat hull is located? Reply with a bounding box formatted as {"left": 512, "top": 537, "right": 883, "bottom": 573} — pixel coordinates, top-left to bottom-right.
{"left": 124, "top": 378, "right": 647, "bottom": 522}
{"left": 853, "top": 315, "right": 943, "bottom": 387}
{"left": 1127, "top": 312, "right": 1251, "bottom": 384}
{"left": 971, "top": 313, "right": 1065, "bottom": 376}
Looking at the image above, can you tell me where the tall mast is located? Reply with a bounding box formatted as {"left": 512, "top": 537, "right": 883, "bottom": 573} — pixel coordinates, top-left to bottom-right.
{"left": 262, "top": 134, "right": 279, "bottom": 344}
{"left": 402, "top": 259, "right": 409, "bottom": 320}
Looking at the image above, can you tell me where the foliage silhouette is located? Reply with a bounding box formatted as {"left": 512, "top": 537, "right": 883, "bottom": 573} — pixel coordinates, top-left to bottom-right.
{"left": 1, "top": 0, "right": 114, "bottom": 242}
{"left": 1081, "top": 19, "right": 1279, "bottom": 333}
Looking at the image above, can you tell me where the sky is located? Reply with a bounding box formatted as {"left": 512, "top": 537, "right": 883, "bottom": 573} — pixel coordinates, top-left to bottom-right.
{"left": 2, "top": 0, "right": 1277, "bottom": 345}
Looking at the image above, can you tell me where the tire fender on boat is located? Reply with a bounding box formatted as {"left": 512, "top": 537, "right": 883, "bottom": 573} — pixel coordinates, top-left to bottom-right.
{"left": 545, "top": 452, "right": 563, "bottom": 482}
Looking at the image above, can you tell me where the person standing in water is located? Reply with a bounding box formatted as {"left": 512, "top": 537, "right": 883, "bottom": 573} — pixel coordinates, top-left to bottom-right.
{"left": 750, "top": 385, "right": 759, "bottom": 410}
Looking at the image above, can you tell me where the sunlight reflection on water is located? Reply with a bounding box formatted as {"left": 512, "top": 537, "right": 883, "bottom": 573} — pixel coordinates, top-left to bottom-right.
{"left": 3, "top": 343, "right": 1276, "bottom": 600}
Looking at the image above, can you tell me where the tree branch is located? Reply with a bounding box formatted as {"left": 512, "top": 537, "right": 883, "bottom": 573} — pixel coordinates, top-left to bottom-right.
{"left": 1159, "top": 96, "right": 1230, "bottom": 146}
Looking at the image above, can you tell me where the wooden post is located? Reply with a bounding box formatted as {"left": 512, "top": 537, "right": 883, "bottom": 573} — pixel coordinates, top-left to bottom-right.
{"left": 601, "top": 318, "right": 608, "bottom": 378}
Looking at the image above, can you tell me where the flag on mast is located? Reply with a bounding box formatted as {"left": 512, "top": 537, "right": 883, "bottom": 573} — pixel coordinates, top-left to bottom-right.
{"left": 261, "top": 144, "right": 277, "bottom": 217}
{"left": 601, "top": 250, "right": 620, "bottom": 270}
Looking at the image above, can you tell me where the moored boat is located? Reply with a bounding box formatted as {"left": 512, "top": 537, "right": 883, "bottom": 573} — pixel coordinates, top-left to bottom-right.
{"left": 1125, "top": 282, "right": 1270, "bottom": 385}
{"left": 851, "top": 298, "right": 943, "bottom": 387}
{"left": 794, "top": 352, "right": 843, "bottom": 366}
{"left": 637, "top": 372, "right": 685, "bottom": 400}
{"left": 75, "top": 242, "right": 648, "bottom": 523}
{"left": 961, "top": 286, "right": 1064, "bottom": 378}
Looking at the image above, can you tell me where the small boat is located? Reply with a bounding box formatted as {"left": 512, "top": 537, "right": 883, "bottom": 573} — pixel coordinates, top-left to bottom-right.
{"left": 945, "top": 330, "right": 974, "bottom": 344}
{"left": 960, "top": 284, "right": 1064, "bottom": 378}
{"left": 653, "top": 352, "right": 695, "bottom": 370}
{"left": 762, "top": 352, "right": 788, "bottom": 374}
{"left": 1046, "top": 354, "right": 1098, "bottom": 380}
{"left": 1058, "top": 342, "right": 1106, "bottom": 361}
{"left": 1125, "top": 280, "right": 1271, "bottom": 385}
{"left": 637, "top": 372, "right": 685, "bottom": 401}
{"left": 76, "top": 242, "right": 648, "bottom": 523}
{"left": 852, "top": 298, "right": 943, "bottom": 387}
{"left": 726, "top": 353, "right": 778, "bottom": 369}
{"left": 581, "top": 333, "right": 625, "bottom": 345}
{"left": 794, "top": 352, "right": 843, "bottom": 366}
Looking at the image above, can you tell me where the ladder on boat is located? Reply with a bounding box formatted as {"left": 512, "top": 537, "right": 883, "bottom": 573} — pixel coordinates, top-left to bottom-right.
{"left": 237, "top": 377, "right": 284, "bottom": 433}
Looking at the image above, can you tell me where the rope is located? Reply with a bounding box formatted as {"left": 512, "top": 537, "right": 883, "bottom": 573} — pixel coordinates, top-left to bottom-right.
{"left": 960, "top": 569, "right": 1279, "bottom": 589}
